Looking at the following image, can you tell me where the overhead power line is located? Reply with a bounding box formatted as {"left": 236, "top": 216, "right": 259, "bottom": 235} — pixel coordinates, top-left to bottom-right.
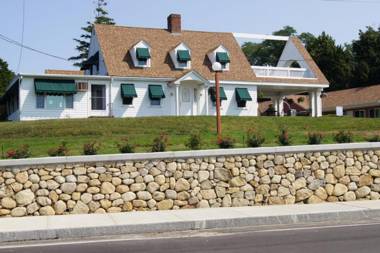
{"left": 0, "top": 32, "right": 69, "bottom": 62}
{"left": 17, "top": 0, "right": 26, "bottom": 72}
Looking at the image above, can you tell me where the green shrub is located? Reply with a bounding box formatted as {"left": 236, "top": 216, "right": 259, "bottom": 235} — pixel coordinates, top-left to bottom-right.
{"left": 307, "top": 132, "right": 323, "bottom": 145}
{"left": 186, "top": 132, "right": 202, "bottom": 150}
{"left": 278, "top": 128, "right": 291, "bottom": 146}
{"left": 83, "top": 141, "right": 100, "bottom": 155}
{"left": 366, "top": 135, "right": 380, "bottom": 142}
{"left": 117, "top": 137, "right": 135, "bottom": 153}
{"left": 334, "top": 131, "right": 353, "bottom": 143}
{"left": 246, "top": 129, "right": 265, "bottom": 147}
{"left": 151, "top": 133, "right": 169, "bottom": 152}
{"left": 218, "top": 136, "right": 235, "bottom": 149}
{"left": 48, "top": 142, "right": 69, "bottom": 157}
{"left": 6, "top": 145, "right": 31, "bottom": 159}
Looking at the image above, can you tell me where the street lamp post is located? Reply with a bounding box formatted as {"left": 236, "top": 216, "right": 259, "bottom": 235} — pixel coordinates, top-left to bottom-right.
{"left": 212, "top": 62, "right": 223, "bottom": 142}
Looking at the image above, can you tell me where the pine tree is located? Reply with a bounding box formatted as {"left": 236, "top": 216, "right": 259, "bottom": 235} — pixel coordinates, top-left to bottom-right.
{"left": 69, "top": 0, "right": 115, "bottom": 67}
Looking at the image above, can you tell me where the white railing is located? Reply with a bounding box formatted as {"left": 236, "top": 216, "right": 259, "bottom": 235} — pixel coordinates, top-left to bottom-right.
{"left": 252, "top": 66, "right": 314, "bottom": 79}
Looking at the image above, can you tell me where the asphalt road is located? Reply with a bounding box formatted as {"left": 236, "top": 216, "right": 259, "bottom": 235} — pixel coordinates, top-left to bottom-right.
{"left": 2, "top": 222, "right": 380, "bottom": 253}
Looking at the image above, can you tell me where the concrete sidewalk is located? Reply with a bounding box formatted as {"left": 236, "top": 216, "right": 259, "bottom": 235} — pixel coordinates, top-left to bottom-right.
{"left": 1, "top": 200, "right": 380, "bottom": 243}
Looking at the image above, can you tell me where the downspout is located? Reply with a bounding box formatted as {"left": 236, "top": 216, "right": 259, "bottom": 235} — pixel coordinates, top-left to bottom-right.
{"left": 109, "top": 77, "right": 113, "bottom": 117}
{"left": 18, "top": 75, "right": 23, "bottom": 120}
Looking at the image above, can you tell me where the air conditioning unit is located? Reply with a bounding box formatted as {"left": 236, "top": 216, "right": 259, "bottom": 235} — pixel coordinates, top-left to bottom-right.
{"left": 76, "top": 82, "right": 88, "bottom": 92}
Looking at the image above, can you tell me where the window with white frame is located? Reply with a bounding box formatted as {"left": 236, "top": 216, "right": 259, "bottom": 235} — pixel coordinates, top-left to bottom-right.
{"left": 130, "top": 41, "right": 151, "bottom": 68}
{"left": 170, "top": 43, "right": 191, "bottom": 69}
{"left": 208, "top": 45, "right": 230, "bottom": 71}
{"left": 36, "top": 94, "right": 74, "bottom": 110}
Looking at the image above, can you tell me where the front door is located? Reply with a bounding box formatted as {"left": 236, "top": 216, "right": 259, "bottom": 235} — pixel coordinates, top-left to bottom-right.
{"left": 180, "top": 86, "right": 198, "bottom": 116}
{"left": 90, "top": 84, "right": 109, "bottom": 117}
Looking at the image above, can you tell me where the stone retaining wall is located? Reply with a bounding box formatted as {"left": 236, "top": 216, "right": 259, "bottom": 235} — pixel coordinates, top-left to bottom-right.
{"left": 1, "top": 144, "right": 380, "bottom": 217}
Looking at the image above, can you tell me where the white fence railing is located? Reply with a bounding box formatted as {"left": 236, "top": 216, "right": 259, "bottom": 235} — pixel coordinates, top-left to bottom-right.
{"left": 252, "top": 66, "right": 314, "bottom": 79}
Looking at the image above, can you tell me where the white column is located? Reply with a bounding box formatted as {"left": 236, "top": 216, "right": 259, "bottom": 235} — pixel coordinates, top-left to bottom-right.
{"left": 272, "top": 97, "right": 279, "bottom": 116}
{"left": 205, "top": 85, "right": 209, "bottom": 116}
{"left": 309, "top": 90, "right": 316, "bottom": 117}
{"left": 278, "top": 96, "right": 284, "bottom": 117}
{"left": 175, "top": 84, "right": 180, "bottom": 116}
{"left": 315, "top": 88, "right": 322, "bottom": 117}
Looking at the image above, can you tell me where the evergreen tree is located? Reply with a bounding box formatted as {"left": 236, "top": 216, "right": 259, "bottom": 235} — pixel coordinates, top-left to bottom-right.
{"left": 69, "top": 0, "right": 115, "bottom": 67}
{"left": 351, "top": 26, "right": 380, "bottom": 87}
{"left": 0, "top": 58, "right": 14, "bottom": 96}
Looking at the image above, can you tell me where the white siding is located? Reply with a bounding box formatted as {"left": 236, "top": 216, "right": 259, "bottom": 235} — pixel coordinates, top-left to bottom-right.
{"left": 13, "top": 76, "right": 258, "bottom": 121}
{"left": 208, "top": 83, "right": 258, "bottom": 116}
{"left": 86, "top": 31, "right": 107, "bottom": 76}
{"left": 111, "top": 80, "right": 175, "bottom": 118}
{"left": 19, "top": 77, "right": 111, "bottom": 121}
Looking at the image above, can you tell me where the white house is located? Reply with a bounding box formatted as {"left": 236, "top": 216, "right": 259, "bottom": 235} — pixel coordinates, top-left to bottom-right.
{"left": 1, "top": 14, "right": 329, "bottom": 121}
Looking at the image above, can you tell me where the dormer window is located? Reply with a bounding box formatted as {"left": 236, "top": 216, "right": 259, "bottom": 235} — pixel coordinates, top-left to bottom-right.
{"left": 136, "top": 48, "right": 150, "bottom": 65}
{"left": 129, "top": 41, "right": 151, "bottom": 68}
{"left": 170, "top": 43, "right": 191, "bottom": 69}
{"left": 216, "top": 52, "right": 230, "bottom": 69}
{"left": 208, "top": 45, "right": 230, "bottom": 71}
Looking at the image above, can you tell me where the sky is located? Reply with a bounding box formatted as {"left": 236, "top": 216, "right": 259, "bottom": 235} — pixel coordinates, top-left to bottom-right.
{"left": 1, "top": 0, "right": 379, "bottom": 74}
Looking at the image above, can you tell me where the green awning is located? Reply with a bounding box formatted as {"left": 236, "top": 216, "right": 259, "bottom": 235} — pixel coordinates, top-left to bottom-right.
{"left": 235, "top": 88, "right": 252, "bottom": 102}
{"left": 209, "top": 87, "right": 227, "bottom": 102}
{"left": 35, "top": 79, "right": 77, "bottom": 95}
{"left": 148, "top": 85, "right": 165, "bottom": 99}
{"left": 121, "top": 84, "right": 137, "bottom": 98}
{"left": 216, "top": 52, "right": 230, "bottom": 64}
{"left": 136, "top": 48, "right": 151, "bottom": 60}
{"left": 177, "top": 50, "right": 191, "bottom": 62}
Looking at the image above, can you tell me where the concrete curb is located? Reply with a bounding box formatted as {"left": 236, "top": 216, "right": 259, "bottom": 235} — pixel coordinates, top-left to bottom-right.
{"left": 1, "top": 200, "right": 380, "bottom": 243}
{"left": 1, "top": 142, "right": 379, "bottom": 169}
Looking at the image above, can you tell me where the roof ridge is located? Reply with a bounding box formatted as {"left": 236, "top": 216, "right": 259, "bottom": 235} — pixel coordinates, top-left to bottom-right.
{"left": 94, "top": 23, "right": 233, "bottom": 35}
{"left": 326, "top": 84, "right": 380, "bottom": 94}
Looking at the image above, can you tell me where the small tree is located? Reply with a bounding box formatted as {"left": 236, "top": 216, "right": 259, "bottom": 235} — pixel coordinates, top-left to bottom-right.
{"left": 151, "top": 133, "right": 169, "bottom": 152}
{"left": 278, "top": 128, "right": 291, "bottom": 146}
{"left": 186, "top": 132, "right": 202, "bottom": 150}
{"left": 246, "top": 128, "right": 265, "bottom": 147}
{"left": 117, "top": 137, "right": 135, "bottom": 153}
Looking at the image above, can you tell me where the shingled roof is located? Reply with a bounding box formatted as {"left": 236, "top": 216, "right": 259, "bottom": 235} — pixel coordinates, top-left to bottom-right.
{"left": 94, "top": 21, "right": 328, "bottom": 85}
{"left": 95, "top": 24, "right": 255, "bottom": 82}
{"left": 323, "top": 85, "right": 380, "bottom": 112}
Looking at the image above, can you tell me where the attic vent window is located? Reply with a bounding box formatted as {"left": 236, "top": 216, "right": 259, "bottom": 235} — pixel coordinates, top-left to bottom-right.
{"left": 177, "top": 50, "right": 191, "bottom": 63}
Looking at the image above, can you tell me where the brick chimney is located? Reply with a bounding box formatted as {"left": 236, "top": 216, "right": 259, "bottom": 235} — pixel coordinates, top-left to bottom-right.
{"left": 167, "top": 14, "right": 181, "bottom": 33}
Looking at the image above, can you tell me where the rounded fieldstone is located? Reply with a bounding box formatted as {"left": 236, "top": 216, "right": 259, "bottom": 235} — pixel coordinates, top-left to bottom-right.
{"left": 122, "top": 192, "right": 136, "bottom": 202}
{"left": 137, "top": 191, "right": 152, "bottom": 200}
{"left": 15, "top": 171, "right": 28, "bottom": 184}
{"left": 101, "top": 182, "right": 115, "bottom": 194}
{"left": 15, "top": 189, "right": 35, "bottom": 206}
{"left": 333, "top": 183, "right": 348, "bottom": 196}
{"left": 175, "top": 178, "right": 190, "bottom": 192}
{"left": 40, "top": 206, "right": 55, "bottom": 216}
{"left": 157, "top": 199, "right": 173, "bottom": 210}
{"left": 72, "top": 201, "right": 89, "bottom": 214}
{"left": 54, "top": 200, "right": 67, "bottom": 214}
{"left": 11, "top": 207, "right": 27, "bottom": 217}
{"left": 61, "top": 183, "right": 77, "bottom": 194}
{"left": 1, "top": 197, "right": 16, "bottom": 209}
{"left": 356, "top": 186, "right": 371, "bottom": 198}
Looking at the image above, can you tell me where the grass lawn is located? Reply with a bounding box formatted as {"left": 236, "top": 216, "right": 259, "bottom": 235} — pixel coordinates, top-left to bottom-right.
{"left": 0, "top": 116, "right": 379, "bottom": 158}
